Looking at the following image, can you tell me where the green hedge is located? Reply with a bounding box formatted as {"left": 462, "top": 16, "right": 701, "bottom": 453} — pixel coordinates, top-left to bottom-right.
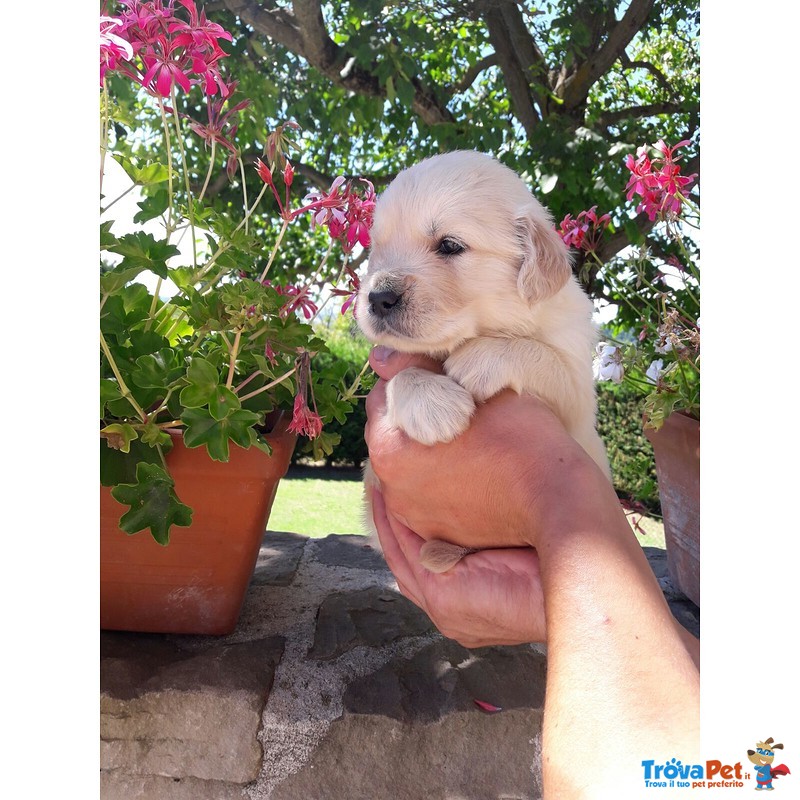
{"left": 294, "top": 313, "right": 371, "bottom": 467}
{"left": 595, "top": 382, "right": 660, "bottom": 513}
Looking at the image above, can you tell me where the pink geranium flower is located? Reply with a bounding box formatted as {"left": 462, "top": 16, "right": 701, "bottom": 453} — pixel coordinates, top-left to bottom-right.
{"left": 624, "top": 140, "right": 697, "bottom": 221}
{"left": 297, "top": 177, "right": 376, "bottom": 252}
{"left": 558, "top": 206, "right": 610, "bottom": 253}
{"left": 331, "top": 266, "right": 361, "bottom": 315}
{"left": 140, "top": 35, "right": 193, "bottom": 96}
{"left": 288, "top": 394, "right": 323, "bottom": 439}
{"left": 100, "top": 16, "right": 134, "bottom": 84}
{"left": 188, "top": 83, "right": 251, "bottom": 156}
{"left": 115, "top": 0, "right": 233, "bottom": 98}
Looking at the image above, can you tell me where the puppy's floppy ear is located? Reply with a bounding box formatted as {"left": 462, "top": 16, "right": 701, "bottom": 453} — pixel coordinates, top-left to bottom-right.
{"left": 515, "top": 204, "right": 573, "bottom": 304}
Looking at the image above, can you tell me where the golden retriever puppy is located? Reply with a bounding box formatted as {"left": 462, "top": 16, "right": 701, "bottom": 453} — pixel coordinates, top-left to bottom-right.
{"left": 356, "top": 150, "right": 611, "bottom": 572}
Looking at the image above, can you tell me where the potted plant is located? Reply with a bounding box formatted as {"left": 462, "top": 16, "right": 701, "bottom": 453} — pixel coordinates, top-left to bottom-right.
{"left": 558, "top": 139, "right": 700, "bottom": 606}
{"left": 99, "top": 1, "right": 370, "bottom": 634}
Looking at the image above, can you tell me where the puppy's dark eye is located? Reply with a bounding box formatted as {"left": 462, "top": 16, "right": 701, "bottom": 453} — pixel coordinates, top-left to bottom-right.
{"left": 436, "top": 237, "right": 465, "bottom": 256}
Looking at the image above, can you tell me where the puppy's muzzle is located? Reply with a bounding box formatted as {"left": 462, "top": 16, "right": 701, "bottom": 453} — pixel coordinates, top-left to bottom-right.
{"left": 368, "top": 289, "right": 403, "bottom": 318}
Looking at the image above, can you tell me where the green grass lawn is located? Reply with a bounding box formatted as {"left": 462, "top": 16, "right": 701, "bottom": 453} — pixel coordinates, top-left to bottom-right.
{"left": 267, "top": 468, "right": 367, "bottom": 538}
{"left": 268, "top": 467, "right": 666, "bottom": 549}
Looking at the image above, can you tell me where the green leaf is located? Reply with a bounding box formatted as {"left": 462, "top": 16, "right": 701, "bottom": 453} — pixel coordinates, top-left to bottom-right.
{"left": 140, "top": 421, "right": 175, "bottom": 451}
{"left": 100, "top": 263, "right": 150, "bottom": 295}
{"left": 181, "top": 407, "right": 260, "bottom": 461}
{"left": 101, "top": 423, "right": 139, "bottom": 453}
{"left": 111, "top": 462, "right": 193, "bottom": 545}
{"left": 208, "top": 385, "right": 242, "bottom": 421}
{"left": 179, "top": 356, "right": 220, "bottom": 408}
{"left": 108, "top": 232, "right": 180, "bottom": 279}
{"left": 101, "top": 379, "right": 122, "bottom": 417}
{"left": 134, "top": 162, "right": 170, "bottom": 185}
{"left": 133, "top": 189, "right": 169, "bottom": 223}
{"left": 131, "top": 348, "right": 185, "bottom": 389}
{"left": 112, "top": 155, "right": 170, "bottom": 187}
{"left": 396, "top": 77, "right": 415, "bottom": 107}
{"left": 101, "top": 437, "right": 162, "bottom": 487}
{"left": 100, "top": 220, "right": 117, "bottom": 249}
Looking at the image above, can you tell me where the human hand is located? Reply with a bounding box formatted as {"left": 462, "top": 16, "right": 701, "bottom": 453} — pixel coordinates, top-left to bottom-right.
{"left": 364, "top": 346, "right": 609, "bottom": 552}
{"left": 371, "top": 487, "right": 546, "bottom": 647}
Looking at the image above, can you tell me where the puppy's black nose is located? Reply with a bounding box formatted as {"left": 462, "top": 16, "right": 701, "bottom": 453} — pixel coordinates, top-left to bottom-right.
{"left": 368, "top": 289, "right": 402, "bottom": 317}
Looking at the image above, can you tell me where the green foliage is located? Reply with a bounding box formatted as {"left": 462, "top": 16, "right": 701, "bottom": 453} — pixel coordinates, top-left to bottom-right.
{"left": 595, "top": 382, "right": 660, "bottom": 512}
{"left": 101, "top": 0, "right": 700, "bottom": 540}
{"left": 100, "top": 9, "right": 370, "bottom": 544}
{"left": 110, "top": 462, "right": 193, "bottom": 545}
{"left": 179, "top": 0, "right": 699, "bottom": 285}
{"left": 293, "top": 312, "right": 373, "bottom": 466}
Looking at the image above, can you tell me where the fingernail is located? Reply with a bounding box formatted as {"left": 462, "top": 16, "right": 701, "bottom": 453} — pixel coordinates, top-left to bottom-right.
{"left": 371, "top": 345, "right": 395, "bottom": 364}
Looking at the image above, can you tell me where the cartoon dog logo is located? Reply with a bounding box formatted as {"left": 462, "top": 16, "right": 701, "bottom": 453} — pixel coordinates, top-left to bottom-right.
{"left": 747, "top": 738, "right": 791, "bottom": 791}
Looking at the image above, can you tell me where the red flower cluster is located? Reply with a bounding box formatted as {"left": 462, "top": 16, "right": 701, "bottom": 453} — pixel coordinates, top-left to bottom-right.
{"left": 624, "top": 140, "right": 697, "bottom": 222}
{"left": 188, "top": 83, "right": 251, "bottom": 178}
{"left": 312, "top": 178, "right": 376, "bottom": 253}
{"left": 100, "top": 16, "right": 134, "bottom": 84}
{"left": 288, "top": 353, "right": 323, "bottom": 439}
{"left": 256, "top": 165, "right": 377, "bottom": 252}
{"left": 287, "top": 393, "right": 323, "bottom": 439}
{"left": 330, "top": 266, "right": 361, "bottom": 315}
{"left": 262, "top": 280, "right": 319, "bottom": 320}
{"left": 558, "top": 206, "right": 611, "bottom": 253}
{"left": 105, "top": 0, "right": 233, "bottom": 98}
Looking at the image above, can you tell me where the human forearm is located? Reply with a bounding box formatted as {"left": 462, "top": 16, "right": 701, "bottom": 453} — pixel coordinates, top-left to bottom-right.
{"left": 534, "top": 480, "right": 700, "bottom": 797}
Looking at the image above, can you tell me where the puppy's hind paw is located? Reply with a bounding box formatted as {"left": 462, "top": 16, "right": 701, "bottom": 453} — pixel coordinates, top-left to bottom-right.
{"left": 419, "top": 539, "right": 475, "bottom": 573}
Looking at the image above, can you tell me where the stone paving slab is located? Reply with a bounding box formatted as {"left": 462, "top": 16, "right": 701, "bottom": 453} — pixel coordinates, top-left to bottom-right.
{"left": 100, "top": 531, "right": 699, "bottom": 800}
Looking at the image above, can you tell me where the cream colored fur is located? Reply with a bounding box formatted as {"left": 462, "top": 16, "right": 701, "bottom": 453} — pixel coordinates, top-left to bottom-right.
{"left": 356, "top": 150, "right": 611, "bottom": 572}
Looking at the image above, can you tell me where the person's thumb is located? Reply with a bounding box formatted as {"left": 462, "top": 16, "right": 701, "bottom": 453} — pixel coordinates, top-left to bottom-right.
{"left": 368, "top": 346, "right": 443, "bottom": 380}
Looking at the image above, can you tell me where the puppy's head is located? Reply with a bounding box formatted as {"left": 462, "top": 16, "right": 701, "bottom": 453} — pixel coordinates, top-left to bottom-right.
{"left": 355, "top": 150, "right": 572, "bottom": 355}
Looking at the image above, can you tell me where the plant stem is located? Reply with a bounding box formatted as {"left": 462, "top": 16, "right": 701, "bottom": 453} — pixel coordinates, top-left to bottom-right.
{"left": 100, "top": 78, "right": 110, "bottom": 194}
{"left": 145, "top": 277, "right": 164, "bottom": 332}
{"left": 239, "top": 367, "right": 297, "bottom": 402}
{"left": 226, "top": 330, "right": 243, "bottom": 388}
{"left": 310, "top": 249, "right": 349, "bottom": 321}
{"left": 196, "top": 138, "right": 216, "bottom": 205}
{"left": 100, "top": 332, "right": 148, "bottom": 423}
{"left": 239, "top": 156, "right": 249, "bottom": 236}
{"left": 158, "top": 98, "right": 175, "bottom": 234}
{"left": 234, "top": 369, "right": 261, "bottom": 395}
{"left": 342, "top": 357, "right": 371, "bottom": 401}
{"left": 171, "top": 86, "right": 197, "bottom": 270}
{"left": 258, "top": 218, "right": 290, "bottom": 284}
{"left": 101, "top": 183, "right": 136, "bottom": 214}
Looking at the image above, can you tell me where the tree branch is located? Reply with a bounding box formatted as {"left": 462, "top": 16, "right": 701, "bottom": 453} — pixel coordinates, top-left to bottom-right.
{"left": 482, "top": 4, "right": 541, "bottom": 138}
{"left": 619, "top": 53, "right": 677, "bottom": 98}
{"left": 597, "top": 102, "right": 686, "bottom": 128}
{"left": 219, "top": 0, "right": 454, "bottom": 127}
{"left": 448, "top": 53, "right": 499, "bottom": 95}
{"left": 562, "top": 0, "right": 655, "bottom": 111}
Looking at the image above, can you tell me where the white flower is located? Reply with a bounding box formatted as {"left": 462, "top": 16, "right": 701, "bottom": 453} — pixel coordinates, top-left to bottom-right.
{"left": 593, "top": 343, "right": 624, "bottom": 383}
{"left": 645, "top": 359, "right": 664, "bottom": 384}
{"left": 654, "top": 338, "right": 673, "bottom": 355}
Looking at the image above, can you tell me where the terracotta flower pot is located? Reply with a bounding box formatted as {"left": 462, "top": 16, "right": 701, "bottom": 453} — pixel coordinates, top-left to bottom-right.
{"left": 644, "top": 412, "right": 700, "bottom": 606}
{"left": 100, "top": 414, "right": 297, "bottom": 635}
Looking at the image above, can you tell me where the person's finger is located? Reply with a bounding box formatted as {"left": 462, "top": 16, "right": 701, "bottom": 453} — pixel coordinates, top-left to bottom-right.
{"left": 364, "top": 376, "right": 388, "bottom": 422}
{"left": 369, "top": 346, "right": 443, "bottom": 381}
{"left": 370, "top": 488, "right": 426, "bottom": 610}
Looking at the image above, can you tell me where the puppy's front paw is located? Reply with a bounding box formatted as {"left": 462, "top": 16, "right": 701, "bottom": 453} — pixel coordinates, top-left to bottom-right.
{"left": 387, "top": 367, "right": 476, "bottom": 445}
{"left": 444, "top": 339, "right": 516, "bottom": 402}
